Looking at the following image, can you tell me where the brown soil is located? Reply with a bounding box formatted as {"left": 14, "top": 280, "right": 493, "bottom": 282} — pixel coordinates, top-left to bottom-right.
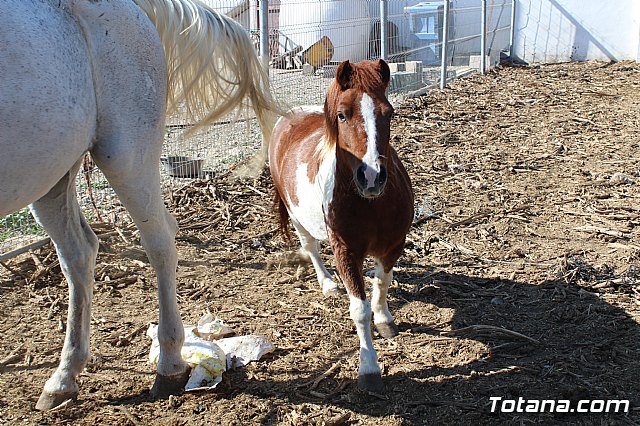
{"left": 1, "top": 61, "right": 639, "bottom": 425}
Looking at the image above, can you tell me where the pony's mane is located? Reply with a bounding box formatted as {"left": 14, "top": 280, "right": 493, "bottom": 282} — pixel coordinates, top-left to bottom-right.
{"left": 323, "top": 61, "right": 387, "bottom": 144}
{"left": 337, "top": 60, "right": 388, "bottom": 94}
{"left": 312, "top": 134, "right": 333, "bottom": 163}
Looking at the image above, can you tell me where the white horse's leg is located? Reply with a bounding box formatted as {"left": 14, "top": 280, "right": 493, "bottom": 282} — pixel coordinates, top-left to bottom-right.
{"left": 290, "top": 218, "right": 342, "bottom": 297}
{"left": 94, "top": 152, "right": 189, "bottom": 397}
{"left": 371, "top": 260, "right": 399, "bottom": 338}
{"left": 29, "top": 162, "right": 99, "bottom": 410}
{"left": 73, "top": 0, "right": 189, "bottom": 397}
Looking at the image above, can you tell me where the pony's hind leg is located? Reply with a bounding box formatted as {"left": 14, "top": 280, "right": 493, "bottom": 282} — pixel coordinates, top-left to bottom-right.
{"left": 371, "top": 260, "right": 399, "bottom": 339}
{"left": 30, "top": 161, "right": 99, "bottom": 410}
{"left": 93, "top": 150, "right": 189, "bottom": 397}
{"left": 290, "top": 218, "right": 342, "bottom": 297}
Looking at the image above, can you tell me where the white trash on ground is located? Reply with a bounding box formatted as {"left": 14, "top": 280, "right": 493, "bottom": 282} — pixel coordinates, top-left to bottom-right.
{"left": 193, "top": 313, "right": 235, "bottom": 340}
{"left": 215, "top": 335, "right": 275, "bottom": 368}
{"left": 147, "top": 314, "right": 275, "bottom": 391}
{"left": 610, "top": 172, "right": 635, "bottom": 185}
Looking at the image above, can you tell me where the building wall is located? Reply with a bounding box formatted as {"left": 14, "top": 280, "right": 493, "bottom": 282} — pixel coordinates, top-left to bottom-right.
{"left": 515, "top": 0, "right": 640, "bottom": 63}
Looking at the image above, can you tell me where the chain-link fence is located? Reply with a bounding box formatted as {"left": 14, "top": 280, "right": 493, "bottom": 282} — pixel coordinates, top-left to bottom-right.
{"left": 1, "top": 0, "right": 514, "bottom": 260}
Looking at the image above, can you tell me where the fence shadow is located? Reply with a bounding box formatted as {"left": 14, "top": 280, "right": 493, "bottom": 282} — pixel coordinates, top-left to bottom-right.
{"left": 252, "top": 266, "right": 638, "bottom": 423}
{"left": 520, "top": 0, "right": 619, "bottom": 62}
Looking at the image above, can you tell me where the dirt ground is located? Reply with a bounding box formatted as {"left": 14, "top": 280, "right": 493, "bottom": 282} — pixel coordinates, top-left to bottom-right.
{"left": 1, "top": 60, "right": 639, "bottom": 425}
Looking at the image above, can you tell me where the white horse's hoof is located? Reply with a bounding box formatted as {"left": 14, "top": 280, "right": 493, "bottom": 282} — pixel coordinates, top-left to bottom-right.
{"left": 358, "top": 373, "right": 385, "bottom": 394}
{"left": 35, "top": 391, "right": 77, "bottom": 411}
{"left": 150, "top": 369, "right": 191, "bottom": 399}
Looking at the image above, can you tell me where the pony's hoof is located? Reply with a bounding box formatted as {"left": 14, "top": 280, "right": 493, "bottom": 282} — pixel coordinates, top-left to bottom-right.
{"left": 323, "top": 286, "right": 345, "bottom": 297}
{"left": 322, "top": 280, "right": 345, "bottom": 297}
{"left": 358, "top": 373, "right": 385, "bottom": 394}
{"left": 375, "top": 322, "right": 399, "bottom": 339}
{"left": 35, "top": 391, "right": 77, "bottom": 411}
{"left": 150, "top": 369, "right": 191, "bottom": 399}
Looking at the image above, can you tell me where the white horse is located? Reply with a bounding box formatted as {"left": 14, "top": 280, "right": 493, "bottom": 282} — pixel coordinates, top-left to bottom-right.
{"left": 0, "top": 0, "right": 278, "bottom": 410}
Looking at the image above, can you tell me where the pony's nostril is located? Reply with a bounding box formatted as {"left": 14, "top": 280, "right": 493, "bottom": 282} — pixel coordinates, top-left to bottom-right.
{"left": 378, "top": 165, "right": 388, "bottom": 186}
{"left": 356, "top": 165, "right": 367, "bottom": 188}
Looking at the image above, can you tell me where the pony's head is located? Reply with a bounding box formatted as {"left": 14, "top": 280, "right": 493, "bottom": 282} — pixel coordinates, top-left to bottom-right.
{"left": 324, "top": 59, "right": 393, "bottom": 199}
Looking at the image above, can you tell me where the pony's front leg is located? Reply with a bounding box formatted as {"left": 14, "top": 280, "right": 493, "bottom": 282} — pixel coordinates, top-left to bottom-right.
{"left": 371, "top": 260, "right": 399, "bottom": 338}
{"left": 333, "top": 244, "right": 383, "bottom": 393}
{"left": 349, "top": 294, "right": 384, "bottom": 393}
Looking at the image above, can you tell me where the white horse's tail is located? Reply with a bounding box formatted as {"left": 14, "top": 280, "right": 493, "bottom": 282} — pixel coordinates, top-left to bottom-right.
{"left": 132, "top": 0, "right": 279, "bottom": 172}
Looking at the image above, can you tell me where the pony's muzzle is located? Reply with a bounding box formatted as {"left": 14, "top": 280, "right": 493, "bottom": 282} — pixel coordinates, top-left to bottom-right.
{"left": 355, "top": 163, "right": 388, "bottom": 198}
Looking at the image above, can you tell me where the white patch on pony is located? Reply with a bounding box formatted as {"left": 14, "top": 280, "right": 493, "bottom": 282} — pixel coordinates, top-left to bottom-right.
{"left": 289, "top": 216, "right": 341, "bottom": 297}
{"left": 286, "top": 141, "right": 336, "bottom": 241}
{"left": 348, "top": 295, "right": 380, "bottom": 375}
{"left": 371, "top": 263, "right": 394, "bottom": 325}
{"left": 360, "top": 93, "right": 381, "bottom": 189}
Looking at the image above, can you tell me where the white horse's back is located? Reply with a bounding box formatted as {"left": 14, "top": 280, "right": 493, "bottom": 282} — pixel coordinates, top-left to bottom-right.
{"left": 0, "top": 0, "right": 96, "bottom": 216}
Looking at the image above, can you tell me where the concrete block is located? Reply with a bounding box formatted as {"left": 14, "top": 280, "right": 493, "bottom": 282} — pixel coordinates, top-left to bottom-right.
{"left": 405, "top": 61, "right": 423, "bottom": 74}
{"left": 388, "top": 62, "right": 406, "bottom": 73}
{"left": 469, "top": 55, "right": 490, "bottom": 70}
{"left": 390, "top": 71, "right": 421, "bottom": 92}
{"left": 321, "top": 63, "right": 339, "bottom": 78}
{"left": 302, "top": 63, "right": 316, "bottom": 76}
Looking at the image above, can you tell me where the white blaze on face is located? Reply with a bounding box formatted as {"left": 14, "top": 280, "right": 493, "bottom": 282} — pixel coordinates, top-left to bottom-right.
{"left": 360, "top": 93, "right": 381, "bottom": 189}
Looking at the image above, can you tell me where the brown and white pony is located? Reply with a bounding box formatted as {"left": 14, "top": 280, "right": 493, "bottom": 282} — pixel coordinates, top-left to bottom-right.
{"left": 269, "top": 59, "right": 414, "bottom": 393}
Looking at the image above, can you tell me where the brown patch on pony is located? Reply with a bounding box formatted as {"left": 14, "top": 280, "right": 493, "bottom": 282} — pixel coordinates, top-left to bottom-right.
{"left": 272, "top": 187, "right": 294, "bottom": 244}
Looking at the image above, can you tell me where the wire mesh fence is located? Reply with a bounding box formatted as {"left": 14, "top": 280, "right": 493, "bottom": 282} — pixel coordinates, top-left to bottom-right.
{"left": 1, "top": 0, "right": 514, "bottom": 259}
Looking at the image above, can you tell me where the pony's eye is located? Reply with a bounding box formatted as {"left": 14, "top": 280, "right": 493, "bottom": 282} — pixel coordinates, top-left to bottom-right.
{"left": 337, "top": 112, "right": 346, "bottom": 122}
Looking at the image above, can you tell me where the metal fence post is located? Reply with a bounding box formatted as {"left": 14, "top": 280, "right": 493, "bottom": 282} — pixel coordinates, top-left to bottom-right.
{"left": 259, "top": 0, "right": 269, "bottom": 69}
{"left": 509, "top": 0, "right": 516, "bottom": 64}
{"left": 380, "top": 0, "right": 388, "bottom": 60}
{"left": 480, "top": 0, "right": 487, "bottom": 74}
{"left": 250, "top": 0, "right": 258, "bottom": 32}
{"left": 439, "top": 0, "right": 450, "bottom": 89}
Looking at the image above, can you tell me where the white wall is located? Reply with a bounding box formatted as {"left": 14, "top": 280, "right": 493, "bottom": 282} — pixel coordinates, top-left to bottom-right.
{"left": 515, "top": 0, "right": 640, "bottom": 63}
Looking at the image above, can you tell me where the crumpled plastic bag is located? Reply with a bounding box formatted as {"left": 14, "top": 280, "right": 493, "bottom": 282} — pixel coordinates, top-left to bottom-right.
{"left": 216, "top": 335, "right": 275, "bottom": 369}
{"left": 147, "top": 314, "right": 274, "bottom": 391}
{"left": 193, "top": 313, "right": 235, "bottom": 341}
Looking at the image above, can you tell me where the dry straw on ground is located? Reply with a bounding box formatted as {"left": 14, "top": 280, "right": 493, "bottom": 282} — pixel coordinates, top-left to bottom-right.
{"left": 1, "top": 61, "right": 639, "bottom": 425}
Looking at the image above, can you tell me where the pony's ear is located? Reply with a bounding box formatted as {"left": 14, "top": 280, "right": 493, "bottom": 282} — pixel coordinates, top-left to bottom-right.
{"left": 377, "top": 59, "right": 391, "bottom": 87}
{"left": 336, "top": 60, "right": 352, "bottom": 90}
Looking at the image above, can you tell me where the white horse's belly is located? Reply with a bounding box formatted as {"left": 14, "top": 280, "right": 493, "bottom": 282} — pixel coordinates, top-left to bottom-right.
{"left": 287, "top": 148, "right": 336, "bottom": 241}
{"left": 0, "top": 1, "right": 98, "bottom": 216}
